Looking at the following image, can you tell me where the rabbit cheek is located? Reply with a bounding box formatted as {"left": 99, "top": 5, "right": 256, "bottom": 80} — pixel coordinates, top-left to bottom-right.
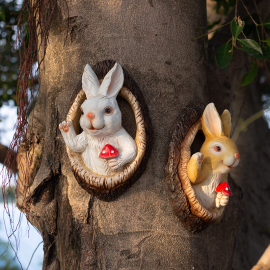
{"left": 80, "top": 117, "right": 92, "bottom": 132}
{"left": 232, "top": 158, "right": 240, "bottom": 168}
{"left": 105, "top": 111, "right": 122, "bottom": 133}
{"left": 218, "top": 164, "right": 231, "bottom": 174}
{"left": 223, "top": 155, "right": 236, "bottom": 168}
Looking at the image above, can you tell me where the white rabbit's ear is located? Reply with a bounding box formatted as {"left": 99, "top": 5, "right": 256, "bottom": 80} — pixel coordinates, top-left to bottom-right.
{"left": 98, "top": 63, "right": 124, "bottom": 98}
{"left": 82, "top": 64, "right": 100, "bottom": 99}
{"left": 202, "top": 103, "right": 224, "bottom": 138}
{"left": 221, "top": 109, "right": 231, "bottom": 137}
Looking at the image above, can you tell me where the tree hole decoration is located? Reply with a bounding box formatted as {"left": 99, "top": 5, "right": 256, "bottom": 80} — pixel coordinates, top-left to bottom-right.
{"left": 60, "top": 60, "right": 152, "bottom": 200}
{"left": 166, "top": 103, "right": 240, "bottom": 232}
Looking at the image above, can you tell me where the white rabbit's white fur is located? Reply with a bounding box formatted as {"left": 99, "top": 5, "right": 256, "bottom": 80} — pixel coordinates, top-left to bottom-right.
{"left": 59, "top": 63, "right": 137, "bottom": 176}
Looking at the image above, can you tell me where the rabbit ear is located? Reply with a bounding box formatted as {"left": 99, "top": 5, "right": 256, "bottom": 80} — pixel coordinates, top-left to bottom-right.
{"left": 98, "top": 63, "right": 124, "bottom": 98}
{"left": 202, "top": 103, "right": 224, "bottom": 138}
{"left": 221, "top": 109, "right": 231, "bottom": 137}
{"left": 82, "top": 64, "right": 100, "bottom": 99}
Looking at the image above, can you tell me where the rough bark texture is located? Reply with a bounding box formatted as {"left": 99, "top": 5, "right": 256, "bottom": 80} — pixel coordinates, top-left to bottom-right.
{"left": 16, "top": 0, "right": 245, "bottom": 269}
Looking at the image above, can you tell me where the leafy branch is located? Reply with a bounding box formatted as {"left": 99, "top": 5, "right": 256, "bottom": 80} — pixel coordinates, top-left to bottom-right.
{"left": 195, "top": 0, "right": 270, "bottom": 87}
{"left": 214, "top": 16, "right": 270, "bottom": 86}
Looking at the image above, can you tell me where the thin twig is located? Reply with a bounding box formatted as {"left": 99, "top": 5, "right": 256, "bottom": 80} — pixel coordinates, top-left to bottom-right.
{"left": 232, "top": 107, "right": 269, "bottom": 141}
{"left": 240, "top": 0, "right": 258, "bottom": 26}
{"left": 235, "top": 0, "right": 238, "bottom": 18}
{"left": 192, "top": 21, "right": 231, "bottom": 41}
{"left": 241, "top": 31, "right": 248, "bottom": 39}
{"left": 26, "top": 241, "right": 43, "bottom": 270}
{"left": 232, "top": 91, "right": 247, "bottom": 135}
{"left": 264, "top": 61, "right": 270, "bottom": 74}
{"left": 255, "top": 26, "right": 261, "bottom": 44}
{"left": 252, "top": 0, "right": 267, "bottom": 40}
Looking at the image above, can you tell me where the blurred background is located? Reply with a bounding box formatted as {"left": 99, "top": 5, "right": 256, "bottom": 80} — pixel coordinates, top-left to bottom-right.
{"left": 0, "top": 0, "right": 43, "bottom": 269}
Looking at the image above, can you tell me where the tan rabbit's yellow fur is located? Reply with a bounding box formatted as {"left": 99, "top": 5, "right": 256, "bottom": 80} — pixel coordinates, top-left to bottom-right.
{"left": 187, "top": 103, "right": 240, "bottom": 211}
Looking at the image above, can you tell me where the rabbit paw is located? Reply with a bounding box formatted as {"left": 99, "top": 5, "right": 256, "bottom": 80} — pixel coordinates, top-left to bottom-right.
{"left": 220, "top": 195, "right": 229, "bottom": 207}
{"left": 187, "top": 152, "right": 204, "bottom": 184}
{"left": 189, "top": 152, "right": 204, "bottom": 170}
{"left": 215, "top": 193, "right": 223, "bottom": 208}
{"left": 108, "top": 158, "right": 123, "bottom": 170}
{"left": 193, "top": 152, "right": 204, "bottom": 165}
{"left": 59, "top": 121, "right": 71, "bottom": 133}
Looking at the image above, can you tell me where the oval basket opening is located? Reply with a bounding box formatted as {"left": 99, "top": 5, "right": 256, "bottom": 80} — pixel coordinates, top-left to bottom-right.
{"left": 178, "top": 119, "right": 224, "bottom": 223}
{"left": 66, "top": 87, "right": 147, "bottom": 193}
{"left": 166, "top": 103, "right": 228, "bottom": 232}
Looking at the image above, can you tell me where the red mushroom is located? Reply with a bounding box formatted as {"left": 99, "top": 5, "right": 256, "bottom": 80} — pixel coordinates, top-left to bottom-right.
{"left": 216, "top": 182, "right": 233, "bottom": 196}
{"left": 99, "top": 144, "right": 119, "bottom": 159}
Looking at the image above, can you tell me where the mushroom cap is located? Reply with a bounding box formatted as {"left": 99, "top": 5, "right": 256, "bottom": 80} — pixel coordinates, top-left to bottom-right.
{"left": 216, "top": 182, "right": 233, "bottom": 196}
{"left": 99, "top": 144, "right": 119, "bottom": 159}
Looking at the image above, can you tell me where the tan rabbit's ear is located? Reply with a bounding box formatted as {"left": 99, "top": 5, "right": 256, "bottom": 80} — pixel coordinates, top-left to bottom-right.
{"left": 202, "top": 103, "right": 224, "bottom": 138}
{"left": 221, "top": 109, "right": 231, "bottom": 137}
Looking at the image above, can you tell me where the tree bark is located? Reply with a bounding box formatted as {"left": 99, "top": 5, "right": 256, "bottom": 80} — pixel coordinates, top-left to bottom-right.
{"left": 16, "top": 0, "right": 244, "bottom": 269}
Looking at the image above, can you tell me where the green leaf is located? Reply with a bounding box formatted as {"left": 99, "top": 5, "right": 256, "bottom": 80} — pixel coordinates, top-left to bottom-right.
{"left": 262, "top": 38, "right": 270, "bottom": 47}
{"left": 215, "top": 43, "right": 233, "bottom": 69}
{"left": 237, "top": 39, "right": 265, "bottom": 60}
{"left": 0, "top": 7, "right": 6, "bottom": 22}
{"left": 262, "top": 46, "right": 270, "bottom": 60}
{"left": 262, "top": 18, "right": 270, "bottom": 29}
{"left": 241, "top": 60, "right": 257, "bottom": 87}
{"left": 231, "top": 18, "right": 245, "bottom": 40}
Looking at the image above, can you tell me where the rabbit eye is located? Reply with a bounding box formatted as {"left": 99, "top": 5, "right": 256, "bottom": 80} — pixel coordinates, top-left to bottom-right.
{"left": 214, "top": 146, "right": 222, "bottom": 152}
{"left": 104, "top": 107, "right": 113, "bottom": 115}
{"left": 80, "top": 109, "right": 84, "bottom": 115}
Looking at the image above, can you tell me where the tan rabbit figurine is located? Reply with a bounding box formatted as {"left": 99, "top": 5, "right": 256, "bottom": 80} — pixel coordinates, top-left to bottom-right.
{"left": 187, "top": 103, "right": 240, "bottom": 211}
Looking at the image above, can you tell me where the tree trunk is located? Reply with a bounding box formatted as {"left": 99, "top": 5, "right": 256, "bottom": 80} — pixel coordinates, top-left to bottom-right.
{"left": 16, "top": 1, "right": 243, "bottom": 269}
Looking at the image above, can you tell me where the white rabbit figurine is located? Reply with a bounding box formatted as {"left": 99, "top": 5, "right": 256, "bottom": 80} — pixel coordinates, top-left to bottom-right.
{"left": 59, "top": 63, "right": 137, "bottom": 176}
{"left": 187, "top": 103, "right": 240, "bottom": 211}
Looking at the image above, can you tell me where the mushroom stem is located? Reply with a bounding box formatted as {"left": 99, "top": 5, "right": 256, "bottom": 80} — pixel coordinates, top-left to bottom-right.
{"left": 215, "top": 192, "right": 222, "bottom": 208}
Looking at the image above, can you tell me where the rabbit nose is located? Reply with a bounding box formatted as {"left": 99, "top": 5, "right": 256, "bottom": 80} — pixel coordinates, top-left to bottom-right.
{"left": 87, "top": 112, "right": 95, "bottom": 120}
{"left": 234, "top": 153, "right": 240, "bottom": 159}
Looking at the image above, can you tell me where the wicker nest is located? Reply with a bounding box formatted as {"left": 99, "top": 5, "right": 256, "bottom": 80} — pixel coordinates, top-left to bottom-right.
{"left": 65, "top": 60, "right": 152, "bottom": 200}
{"left": 166, "top": 103, "right": 225, "bottom": 232}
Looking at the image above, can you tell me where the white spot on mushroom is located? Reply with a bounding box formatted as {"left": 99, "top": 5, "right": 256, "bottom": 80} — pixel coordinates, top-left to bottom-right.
{"left": 111, "top": 150, "right": 114, "bottom": 153}
{"left": 102, "top": 150, "right": 106, "bottom": 154}
{"left": 225, "top": 187, "right": 228, "bottom": 190}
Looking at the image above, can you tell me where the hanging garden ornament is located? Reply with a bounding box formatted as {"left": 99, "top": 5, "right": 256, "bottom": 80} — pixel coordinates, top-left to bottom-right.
{"left": 166, "top": 103, "right": 240, "bottom": 232}
{"left": 59, "top": 60, "right": 152, "bottom": 200}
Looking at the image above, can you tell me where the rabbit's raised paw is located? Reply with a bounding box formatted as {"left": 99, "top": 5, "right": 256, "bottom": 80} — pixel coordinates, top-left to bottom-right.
{"left": 59, "top": 121, "right": 71, "bottom": 133}
{"left": 191, "top": 152, "right": 204, "bottom": 165}
{"left": 220, "top": 195, "right": 229, "bottom": 206}
{"left": 108, "top": 158, "right": 123, "bottom": 170}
